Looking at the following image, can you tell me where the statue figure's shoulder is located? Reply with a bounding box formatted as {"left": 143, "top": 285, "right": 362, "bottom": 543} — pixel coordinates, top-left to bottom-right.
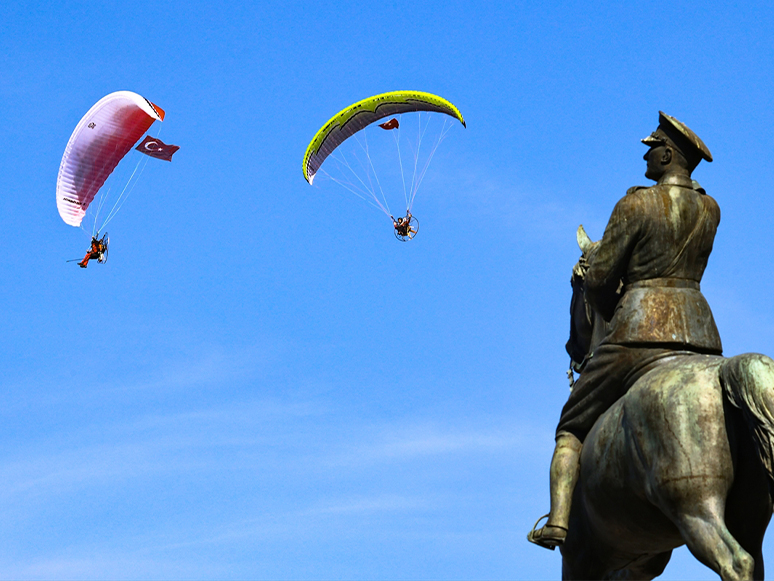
{"left": 626, "top": 185, "right": 650, "bottom": 196}
{"left": 613, "top": 185, "right": 655, "bottom": 217}
{"left": 689, "top": 180, "right": 720, "bottom": 219}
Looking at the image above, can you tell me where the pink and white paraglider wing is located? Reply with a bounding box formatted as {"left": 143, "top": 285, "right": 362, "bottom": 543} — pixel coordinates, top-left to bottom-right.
{"left": 56, "top": 91, "right": 164, "bottom": 227}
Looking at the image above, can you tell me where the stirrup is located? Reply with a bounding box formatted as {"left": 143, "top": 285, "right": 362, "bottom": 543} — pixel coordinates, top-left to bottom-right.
{"left": 527, "top": 514, "right": 567, "bottom": 550}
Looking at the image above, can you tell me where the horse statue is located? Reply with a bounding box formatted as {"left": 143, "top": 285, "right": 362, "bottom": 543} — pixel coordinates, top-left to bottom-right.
{"left": 559, "top": 226, "right": 774, "bottom": 580}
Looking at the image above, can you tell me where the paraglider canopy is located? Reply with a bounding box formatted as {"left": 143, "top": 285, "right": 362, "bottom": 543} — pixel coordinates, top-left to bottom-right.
{"left": 302, "top": 90, "right": 465, "bottom": 185}
{"left": 56, "top": 91, "right": 165, "bottom": 227}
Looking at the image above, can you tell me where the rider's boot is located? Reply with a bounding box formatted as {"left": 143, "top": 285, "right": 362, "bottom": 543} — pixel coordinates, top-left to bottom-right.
{"left": 527, "top": 432, "right": 582, "bottom": 550}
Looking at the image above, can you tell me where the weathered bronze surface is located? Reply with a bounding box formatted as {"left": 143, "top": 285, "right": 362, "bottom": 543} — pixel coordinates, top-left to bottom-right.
{"left": 528, "top": 113, "right": 774, "bottom": 579}
{"left": 562, "top": 347, "right": 774, "bottom": 579}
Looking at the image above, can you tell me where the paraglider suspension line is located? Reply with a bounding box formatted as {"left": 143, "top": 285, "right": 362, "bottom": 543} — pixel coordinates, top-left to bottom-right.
{"left": 408, "top": 117, "right": 453, "bottom": 210}
{"left": 87, "top": 124, "right": 162, "bottom": 234}
{"left": 324, "top": 149, "right": 391, "bottom": 217}
{"left": 99, "top": 154, "right": 149, "bottom": 231}
{"left": 391, "top": 115, "right": 409, "bottom": 211}
{"left": 354, "top": 131, "right": 392, "bottom": 217}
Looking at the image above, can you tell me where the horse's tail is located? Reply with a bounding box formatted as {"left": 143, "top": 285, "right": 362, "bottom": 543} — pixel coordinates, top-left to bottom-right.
{"left": 719, "top": 353, "right": 774, "bottom": 500}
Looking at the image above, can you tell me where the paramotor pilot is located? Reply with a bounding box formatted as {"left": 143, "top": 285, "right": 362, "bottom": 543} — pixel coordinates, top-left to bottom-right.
{"left": 79, "top": 234, "right": 107, "bottom": 268}
{"left": 392, "top": 212, "right": 417, "bottom": 240}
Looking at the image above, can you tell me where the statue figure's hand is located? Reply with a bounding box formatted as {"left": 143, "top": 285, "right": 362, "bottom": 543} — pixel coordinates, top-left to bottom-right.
{"left": 573, "top": 256, "right": 589, "bottom": 280}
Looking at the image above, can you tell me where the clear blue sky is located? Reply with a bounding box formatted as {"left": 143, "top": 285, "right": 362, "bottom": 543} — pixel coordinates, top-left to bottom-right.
{"left": 1, "top": 1, "right": 773, "bottom": 578}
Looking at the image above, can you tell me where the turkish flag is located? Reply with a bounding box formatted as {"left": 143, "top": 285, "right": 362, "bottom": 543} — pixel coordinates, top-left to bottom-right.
{"left": 135, "top": 135, "right": 180, "bottom": 161}
{"left": 378, "top": 118, "right": 399, "bottom": 130}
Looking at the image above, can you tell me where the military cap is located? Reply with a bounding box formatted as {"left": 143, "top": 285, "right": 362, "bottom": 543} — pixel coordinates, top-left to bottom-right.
{"left": 642, "top": 111, "right": 713, "bottom": 163}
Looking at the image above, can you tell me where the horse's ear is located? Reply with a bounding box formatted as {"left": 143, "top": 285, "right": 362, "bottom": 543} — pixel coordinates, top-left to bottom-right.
{"left": 577, "top": 224, "right": 593, "bottom": 254}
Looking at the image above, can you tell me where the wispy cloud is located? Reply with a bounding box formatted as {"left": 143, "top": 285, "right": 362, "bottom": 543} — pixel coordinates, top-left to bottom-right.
{"left": 0, "top": 397, "right": 326, "bottom": 507}
{"left": 305, "top": 493, "right": 429, "bottom": 515}
{"left": 147, "top": 493, "right": 432, "bottom": 550}
{"left": 0, "top": 342, "right": 276, "bottom": 414}
{"left": 108, "top": 343, "right": 274, "bottom": 394}
{"left": 0, "top": 553, "right": 222, "bottom": 580}
{"left": 324, "top": 420, "right": 551, "bottom": 467}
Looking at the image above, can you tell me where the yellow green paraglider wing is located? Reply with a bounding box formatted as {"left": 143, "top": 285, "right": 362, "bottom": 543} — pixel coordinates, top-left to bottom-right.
{"left": 302, "top": 90, "right": 465, "bottom": 184}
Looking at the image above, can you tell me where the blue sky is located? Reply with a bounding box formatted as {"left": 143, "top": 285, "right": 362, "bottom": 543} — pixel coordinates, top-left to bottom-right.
{"left": 2, "top": 1, "right": 773, "bottom": 578}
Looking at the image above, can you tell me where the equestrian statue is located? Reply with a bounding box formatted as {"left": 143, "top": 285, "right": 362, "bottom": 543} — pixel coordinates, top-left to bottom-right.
{"left": 527, "top": 112, "right": 774, "bottom": 580}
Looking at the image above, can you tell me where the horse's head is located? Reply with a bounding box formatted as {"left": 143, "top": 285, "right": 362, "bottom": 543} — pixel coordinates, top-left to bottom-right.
{"left": 565, "top": 226, "right": 607, "bottom": 372}
{"left": 566, "top": 261, "right": 594, "bottom": 371}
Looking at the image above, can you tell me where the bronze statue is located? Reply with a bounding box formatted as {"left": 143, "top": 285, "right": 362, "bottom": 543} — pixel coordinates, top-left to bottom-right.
{"left": 555, "top": 257, "right": 774, "bottom": 579}
{"left": 528, "top": 113, "right": 774, "bottom": 578}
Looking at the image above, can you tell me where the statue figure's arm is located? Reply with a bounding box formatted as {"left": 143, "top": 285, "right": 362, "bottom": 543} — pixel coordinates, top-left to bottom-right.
{"left": 584, "top": 195, "right": 642, "bottom": 321}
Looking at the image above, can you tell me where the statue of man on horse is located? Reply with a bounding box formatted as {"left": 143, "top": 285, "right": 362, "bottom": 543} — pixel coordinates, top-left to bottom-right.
{"left": 527, "top": 112, "right": 774, "bottom": 579}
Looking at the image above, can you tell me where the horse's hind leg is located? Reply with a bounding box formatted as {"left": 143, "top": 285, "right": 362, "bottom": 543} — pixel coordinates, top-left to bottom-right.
{"left": 725, "top": 518, "right": 765, "bottom": 580}
{"left": 725, "top": 464, "right": 771, "bottom": 579}
{"left": 673, "top": 505, "right": 755, "bottom": 581}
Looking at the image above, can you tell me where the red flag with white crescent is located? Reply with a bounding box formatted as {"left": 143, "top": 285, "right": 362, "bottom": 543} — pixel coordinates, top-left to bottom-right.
{"left": 135, "top": 135, "right": 179, "bottom": 161}
{"left": 378, "top": 118, "right": 399, "bottom": 130}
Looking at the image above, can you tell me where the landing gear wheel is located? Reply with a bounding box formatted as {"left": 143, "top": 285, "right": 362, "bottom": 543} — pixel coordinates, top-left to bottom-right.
{"left": 394, "top": 216, "right": 419, "bottom": 241}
